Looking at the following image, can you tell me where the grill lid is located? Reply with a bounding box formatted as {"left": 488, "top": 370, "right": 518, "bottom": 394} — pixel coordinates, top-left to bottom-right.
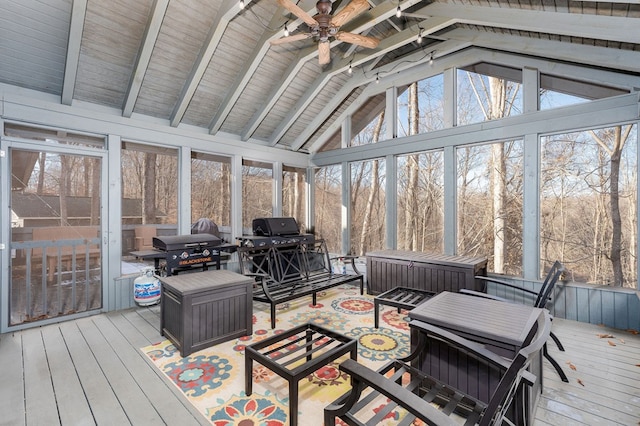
{"left": 153, "top": 233, "right": 221, "bottom": 251}
{"left": 252, "top": 217, "right": 300, "bottom": 236}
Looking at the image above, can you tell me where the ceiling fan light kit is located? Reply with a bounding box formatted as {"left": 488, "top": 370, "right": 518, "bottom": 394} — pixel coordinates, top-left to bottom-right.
{"left": 272, "top": 0, "right": 380, "bottom": 64}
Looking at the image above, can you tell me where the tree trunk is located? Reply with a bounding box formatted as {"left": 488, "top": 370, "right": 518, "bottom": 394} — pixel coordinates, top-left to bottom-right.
{"left": 37, "top": 152, "right": 46, "bottom": 194}
{"left": 491, "top": 143, "right": 506, "bottom": 273}
{"left": 221, "top": 162, "right": 230, "bottom": 224}
{"left": 90, "top": 158, "right": 100, "bottom": 226}
{"left": 143, "top": 153, "right": 157, "bottom": 224}
{"left": 489, "top": 77, "right": 507, "bottom": 273}
{"left": 404, "top": 82, "right": 419, "bottom": 250}
{"left": 609, "top": 127, "right": 623, "bottom": 286}
{"left": 359, "top": 112, "right": 384, "bottom": 255}
{"left": 590, "top": 125, "right": 632, "bottom": 286}
{"left": 59, "top": 155, "right": 69, "bottom": 226}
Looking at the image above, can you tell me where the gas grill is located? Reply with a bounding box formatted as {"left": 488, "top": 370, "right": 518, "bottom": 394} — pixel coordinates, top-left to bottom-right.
{"left": 239, "top": 217, "right": 314, "bottom": 247}
{"left": 152, "top": 233, "right": 222, "bottom": 276}
{"left": 238, "top": 217, "right": 315, "bottom": 281}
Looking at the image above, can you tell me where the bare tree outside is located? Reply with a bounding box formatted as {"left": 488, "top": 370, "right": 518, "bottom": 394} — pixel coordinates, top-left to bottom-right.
{"left": 541, "top": 125, "right": 637, "bottom": 287}
{"left": 121, "top": 143, "right": 178, "bottom": 225}
{"left": 283, "top": 166, "right": 307, "bottom": 231}
{"left": 396, "top": 76, "right": 445, "bottom": 253}
{"left": 242, "top": 161, "right": 273, "bottom": 231}
{"left": 314, "top": 165, "right": 342, "bottom": 253}
{"left": 191, "top": 152, "right": 231, "bottom": 227}
{"left": 457, "top": 69, "right": 522, "bottom": 274}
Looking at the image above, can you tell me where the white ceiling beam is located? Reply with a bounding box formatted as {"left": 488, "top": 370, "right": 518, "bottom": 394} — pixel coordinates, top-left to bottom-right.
{"left": 426, "top": 2, "right": 640, "bottom": 44}
{"left": 123, "top": 0, "right": 169, "bottom": 118}
{"left": 240, "top": 0, "right": 424, "bottom": 141}
{"left": 268, "top": 15, "right": 455, "bottom": 146}
{"left": 444, "top": 27, "right": 640, "bottom": 75}
{"left": 61, "top": 0, "right": 87, "bottom": 105}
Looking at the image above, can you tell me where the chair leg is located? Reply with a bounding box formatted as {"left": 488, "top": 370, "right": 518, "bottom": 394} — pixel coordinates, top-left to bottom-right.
{"left": 550, "top": 331, "right": 565, "bottom": 352}
{"left": 543, "top": 343, "right": 569, "bottom": 382}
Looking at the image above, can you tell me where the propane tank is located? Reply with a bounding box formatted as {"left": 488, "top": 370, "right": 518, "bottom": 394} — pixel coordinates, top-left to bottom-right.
{"left": 133, "top": 266, "right": 161, "bottom": 306}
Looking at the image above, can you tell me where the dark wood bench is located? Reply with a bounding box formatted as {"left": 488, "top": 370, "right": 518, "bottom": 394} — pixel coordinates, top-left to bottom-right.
{"left": 325, "top": 311, "right": 551, "bottom": 426}
{"left": 238, "top": 239, "right": 364, "bottom": 328}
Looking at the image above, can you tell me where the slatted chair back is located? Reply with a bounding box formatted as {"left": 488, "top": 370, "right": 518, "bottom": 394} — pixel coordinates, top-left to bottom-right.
{"left": 480, "top": 311, "right": 551, "bottom": 426}
{"left": 534, "top": 260, "right": 566, "bottom": 309}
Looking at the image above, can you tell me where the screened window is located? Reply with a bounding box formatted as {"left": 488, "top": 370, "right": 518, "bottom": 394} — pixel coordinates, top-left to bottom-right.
{"left": 242, "top": 160, "right": 273, "bottom": 231}
{"left": 540, "top": 74, "right": 627, "bottom": 110}
{"left": 121, "top": 141, "right": 178, "bottom": 273}
{"left": 397, "top": 74, "right": 445, "bottom": 137}
{"left": 350, "top": 159, "right": 386, "bottom": 256}
{"left": 314, "top": 165, "right": 342, "bottom": 253}
{"left": 283, "top": 165, "right": 307, "bottom": 232}
{"left": 457, "top": 64, "right": 522, "bottom": 127}
{"left": 397, "top": 151, "right": 444, "bottom": 253}
{"left": 457, "top": 140, "right": 524, "bottom": 275}
{"left": 191, "top": 152, "right": 231, "bottom": 230}
{"left": 540, "top": 124, "right": 637, "bottom": 287}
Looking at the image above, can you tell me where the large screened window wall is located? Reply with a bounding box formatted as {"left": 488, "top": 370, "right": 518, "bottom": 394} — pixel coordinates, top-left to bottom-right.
{"left": 317, "top": 61, "right": 637, "bottom": 289}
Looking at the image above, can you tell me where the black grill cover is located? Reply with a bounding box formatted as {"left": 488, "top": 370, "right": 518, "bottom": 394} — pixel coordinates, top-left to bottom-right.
{"left": 153, "top": 233, "right": 221, "bottom": 251}
{"left": 252, "top": 217, "right": 300, "bottom": 236}
{"left": 191, "top": 218, "right": 220, "bottom": 237}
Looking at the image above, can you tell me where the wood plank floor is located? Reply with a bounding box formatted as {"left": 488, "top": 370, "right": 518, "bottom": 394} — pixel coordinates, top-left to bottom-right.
{"left": 0, "top": 307, "right": 638, "bottom": 425}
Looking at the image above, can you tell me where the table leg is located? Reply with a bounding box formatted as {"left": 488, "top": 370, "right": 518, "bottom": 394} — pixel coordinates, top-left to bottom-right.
{"left": 374, "top": 299, "right": 380, "bottom": 328}
{"left": 289, "top": 379, "right": 299, "bottom": 426}
{"left": 245, "top": 354, "right": 253, "bottom": 396}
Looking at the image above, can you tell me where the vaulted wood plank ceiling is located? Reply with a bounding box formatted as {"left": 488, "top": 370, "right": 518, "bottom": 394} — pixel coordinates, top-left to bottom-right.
{"left": 1, "top": 0, "right": 638, "bottom": 154}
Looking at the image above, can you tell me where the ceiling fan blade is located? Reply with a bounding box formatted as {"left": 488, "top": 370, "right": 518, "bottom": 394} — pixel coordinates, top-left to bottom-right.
{"left": 277, "top": 0, "right": 319, "bottom": 27}
{"left": 330, "top": 0, "right": 370, "bottom": 28}
{"left": 270, "top": 33, "right": 312, "bottom": 45}
{"left": 335, "top": 32, "right": 379, "bottom": 49}
{"left": 318, "top": 42, "right": 330, "bottom": 65}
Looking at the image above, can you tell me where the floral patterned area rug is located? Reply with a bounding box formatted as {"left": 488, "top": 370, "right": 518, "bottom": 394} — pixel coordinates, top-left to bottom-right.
{"left": 141, "top": 284, "right": 413, "bottom": 425}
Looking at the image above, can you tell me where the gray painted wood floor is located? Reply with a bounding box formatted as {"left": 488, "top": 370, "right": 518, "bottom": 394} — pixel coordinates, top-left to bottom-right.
{"left": 0, "top": 306, "right": 638, "bottom": 425}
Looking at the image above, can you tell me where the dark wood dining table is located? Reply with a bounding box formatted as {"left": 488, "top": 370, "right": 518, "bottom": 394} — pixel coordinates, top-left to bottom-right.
{"left": 408, "top": 291, "right": 545, "bottom": 426}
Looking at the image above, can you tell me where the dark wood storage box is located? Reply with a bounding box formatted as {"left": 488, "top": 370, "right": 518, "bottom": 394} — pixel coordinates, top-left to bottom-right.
{"left": 365, "top": 250, "right": 487, "bottom": 295}
{"left": 160, "top": 270, "right": 253, "bottom": 357}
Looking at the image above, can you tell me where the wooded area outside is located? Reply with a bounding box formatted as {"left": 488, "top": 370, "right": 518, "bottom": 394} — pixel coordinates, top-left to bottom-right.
{"left": 313, "top": 69, "right": 637, "bottom": 288}
{"left": 191, "top": 152, "right": 231, "bottom": 227}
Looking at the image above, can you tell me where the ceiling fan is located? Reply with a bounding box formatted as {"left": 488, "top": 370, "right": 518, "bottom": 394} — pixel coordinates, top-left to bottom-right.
{"left": 271, "top": 0, "right": 379, "bottom": 65}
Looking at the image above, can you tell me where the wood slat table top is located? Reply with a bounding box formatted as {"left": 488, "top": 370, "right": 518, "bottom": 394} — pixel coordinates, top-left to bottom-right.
{"left": 409, "top": 291, "right": 543, "bottom": 348}
{"left": 159, "top": 269, "right": 253, "bottom": 294}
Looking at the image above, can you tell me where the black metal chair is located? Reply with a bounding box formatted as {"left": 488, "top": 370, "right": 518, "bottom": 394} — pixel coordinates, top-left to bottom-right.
{"left": 325, "top": 311, "right": 552, "bottom": 426}
{"left": 460, "top": 260, "right": 569, "bottom": 382}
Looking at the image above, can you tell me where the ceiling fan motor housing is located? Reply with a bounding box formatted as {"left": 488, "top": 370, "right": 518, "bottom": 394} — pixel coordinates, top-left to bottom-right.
{"left": 311, "top": 14, "right": 338, "bottom": 42}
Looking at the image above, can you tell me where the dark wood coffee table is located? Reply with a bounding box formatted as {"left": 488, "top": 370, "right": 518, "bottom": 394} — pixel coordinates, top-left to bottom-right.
{"left": 245, "top": 323, "right": 357, "bottom": 426}
{"left": 374, "top": 286, "right": 434, "bottom": 328}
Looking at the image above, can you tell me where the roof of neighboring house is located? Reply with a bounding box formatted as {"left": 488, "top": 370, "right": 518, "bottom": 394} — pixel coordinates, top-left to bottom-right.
{"left": 11, "top": 193, "right": 166, "bottom": 220}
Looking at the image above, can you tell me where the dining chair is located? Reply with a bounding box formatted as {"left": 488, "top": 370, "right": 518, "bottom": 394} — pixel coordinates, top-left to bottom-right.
{"left": 325, "top": 311, "right": 552, "bottom": 426}
{"left": 460, "top": 260, "right": 569, "bottom": 382}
